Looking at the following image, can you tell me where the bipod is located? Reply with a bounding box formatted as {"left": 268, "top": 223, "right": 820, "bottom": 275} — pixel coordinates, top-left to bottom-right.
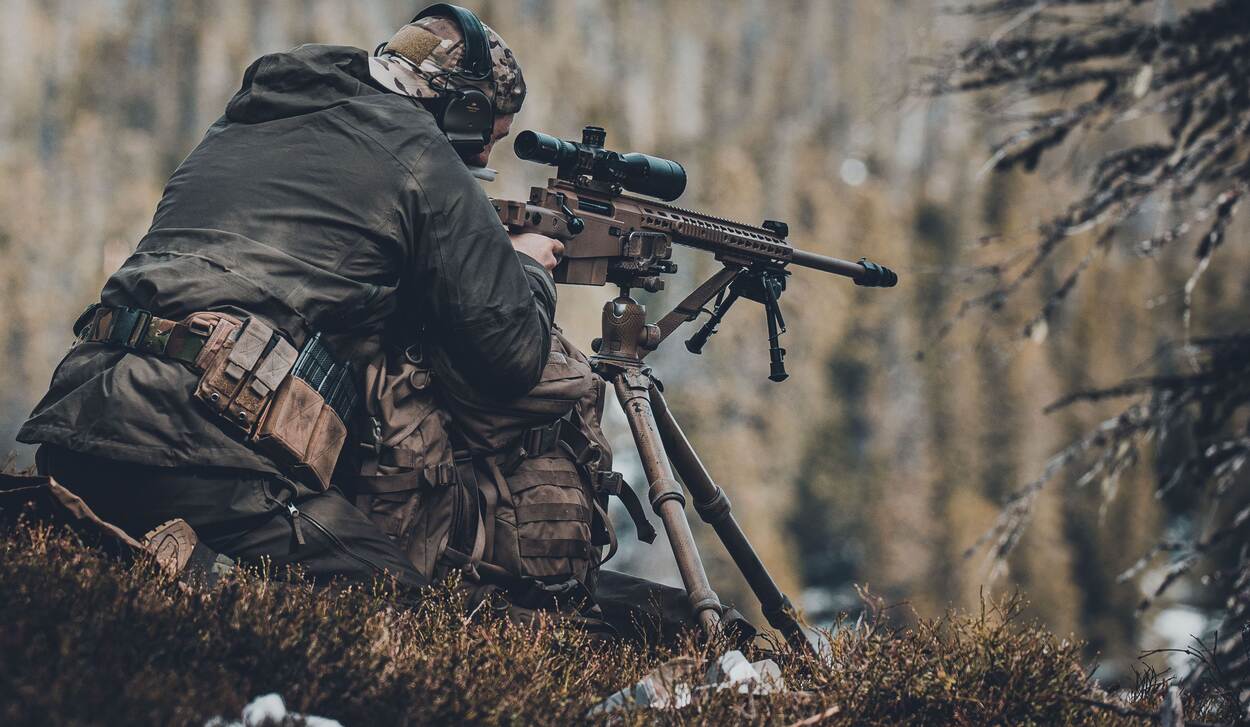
{"left": 591, "top": 284, "right": 817, "bottom": 658}
{"left": 685, "top": 267, "right": 790, "bottom": 381}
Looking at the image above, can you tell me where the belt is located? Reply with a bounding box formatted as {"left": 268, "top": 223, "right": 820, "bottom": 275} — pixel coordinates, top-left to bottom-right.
{"left": 75, "top": 304, "right": 358, "bottom": 424}
{"left": 76, "top": 304, "right": 211, "bottom": 367}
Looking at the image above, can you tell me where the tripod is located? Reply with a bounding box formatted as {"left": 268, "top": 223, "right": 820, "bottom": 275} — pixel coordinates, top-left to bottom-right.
{"left": 589, "top": 265, "right": 813, "bottom": 654}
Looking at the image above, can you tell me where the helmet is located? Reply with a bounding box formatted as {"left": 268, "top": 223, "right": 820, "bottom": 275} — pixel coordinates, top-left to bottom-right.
{"left": 370, "top": 4, "right": 525, "bottom": 154}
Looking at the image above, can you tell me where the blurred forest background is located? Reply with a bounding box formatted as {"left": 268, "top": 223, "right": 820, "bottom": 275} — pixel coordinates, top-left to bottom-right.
{"left": 1, "top": 0, "right": 1243, "bottom": 679}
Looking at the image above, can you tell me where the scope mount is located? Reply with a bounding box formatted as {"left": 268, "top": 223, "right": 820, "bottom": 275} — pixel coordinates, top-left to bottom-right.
{"left": 559, "top": 126, "right": 618, "bottom": 196}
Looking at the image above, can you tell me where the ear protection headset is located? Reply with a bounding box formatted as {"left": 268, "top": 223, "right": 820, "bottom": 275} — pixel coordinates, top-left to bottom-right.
{"left": 409, "top": 3, "right": 496, "bottom": 156}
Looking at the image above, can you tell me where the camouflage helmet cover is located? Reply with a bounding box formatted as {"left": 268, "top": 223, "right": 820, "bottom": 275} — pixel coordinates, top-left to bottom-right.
{"left": 370, "top": 14, "right": 526, "bottom": 114}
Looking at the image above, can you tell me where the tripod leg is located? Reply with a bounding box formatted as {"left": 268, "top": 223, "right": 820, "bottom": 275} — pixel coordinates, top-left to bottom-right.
{"left": 612, "top": 369, "right": 723, "bottom": 635}
{"left": 650, "top": 385, "right": 817, "bottom": 657}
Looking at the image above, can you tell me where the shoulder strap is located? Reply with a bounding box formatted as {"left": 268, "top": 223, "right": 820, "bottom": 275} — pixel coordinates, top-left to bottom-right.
{"left": 590, "top": 498, "right": 619, "bottom": 565}
{"left": 559, "top": 408, "right": 657, "bottom": 544}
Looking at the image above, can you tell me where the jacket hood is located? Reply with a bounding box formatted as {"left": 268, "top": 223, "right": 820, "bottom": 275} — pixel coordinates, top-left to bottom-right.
{"left": 226, "top": 45, "right": 387, "bottom": 124}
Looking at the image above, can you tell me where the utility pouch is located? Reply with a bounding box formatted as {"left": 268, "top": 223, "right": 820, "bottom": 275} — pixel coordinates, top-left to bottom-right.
{"left": 194, "top": 316, "right": 298, "bottom": 434}
{"left": 192, "top": 315, "right": 244, "bottom": 425}
{"left": 289, "top": 405, "right": 347, "bottom": 492}
{"left": 254, "top": 383, "right": 347, "bottom": 492}
{"left": 494, "top": 454, "right": 596, "bottom": 582}
{"left": 254, "top": 337, "right": 351, "bottom": 493}
{"left": 191, "top": 314, "right": 341, "bottom": 491}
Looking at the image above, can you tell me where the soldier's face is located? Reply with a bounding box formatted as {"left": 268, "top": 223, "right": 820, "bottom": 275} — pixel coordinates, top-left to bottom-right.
{"left": 469, "top": 113, "right": 514, "bottom": 168}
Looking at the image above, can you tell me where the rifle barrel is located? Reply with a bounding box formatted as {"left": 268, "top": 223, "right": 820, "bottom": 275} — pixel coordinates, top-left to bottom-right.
{"left": 788, "top": 248, "right": 864, "bottom": 279}
{"left": 791, "top": 248, "right": 903, "bottom": 289}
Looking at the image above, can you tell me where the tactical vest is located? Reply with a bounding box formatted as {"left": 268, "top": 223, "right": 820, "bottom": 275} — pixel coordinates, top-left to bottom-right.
{"left": 350, "top": 331, "right": 655, "bottom": 595}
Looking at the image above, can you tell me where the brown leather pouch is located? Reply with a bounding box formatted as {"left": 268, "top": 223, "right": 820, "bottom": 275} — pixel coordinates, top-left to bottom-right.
{"left": 192, "top": 315, "right": 245, "bottom": 427}
{"left": 191, "top": 313, "right": 347, "bottom": 491}
{"left": 295, "top": 406, "right": 348, "bottom": 491}
{"left": 254, "top": 375, "right": 346, "bottom": 492}
{"left": 254, "top": 376, "right": 323, "bottom": 464}
{"left": 231, "top": 327, "right": 298, "bottom": 433}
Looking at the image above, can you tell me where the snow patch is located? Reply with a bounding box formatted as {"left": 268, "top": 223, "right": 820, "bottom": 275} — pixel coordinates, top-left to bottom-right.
{"left": 205, "top": 693, "right": 343, "bottom": 727}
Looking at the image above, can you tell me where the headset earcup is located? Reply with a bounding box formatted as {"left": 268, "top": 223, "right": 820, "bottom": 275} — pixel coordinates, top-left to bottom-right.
{"left": 439, "top": 87, "right": 494, "bottom": 155}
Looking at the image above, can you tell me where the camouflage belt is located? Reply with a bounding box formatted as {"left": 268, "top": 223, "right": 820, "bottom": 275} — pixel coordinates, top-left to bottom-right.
{"left": 75, "top": 304, "right": 211, "bottom": 367}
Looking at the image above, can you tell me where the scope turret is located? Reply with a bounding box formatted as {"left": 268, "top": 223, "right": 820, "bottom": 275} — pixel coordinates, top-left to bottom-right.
{"left": 514, "top": 126, "right": 687, "bottom": 201}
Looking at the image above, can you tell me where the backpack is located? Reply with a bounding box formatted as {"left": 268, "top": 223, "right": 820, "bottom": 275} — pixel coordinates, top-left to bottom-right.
{"left": 350, "top": 331, "right": 655, "bottom": 590}
{"left": 447, "top": 330, "right": 610, "bottom": 587}
{"left": 350, "top": 345, "right": 477, "bottom": 581}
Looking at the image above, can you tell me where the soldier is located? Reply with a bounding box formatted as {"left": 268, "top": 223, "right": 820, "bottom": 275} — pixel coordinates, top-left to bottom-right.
{"left": 16, "top": 4, "right": 563, "bottom": 591}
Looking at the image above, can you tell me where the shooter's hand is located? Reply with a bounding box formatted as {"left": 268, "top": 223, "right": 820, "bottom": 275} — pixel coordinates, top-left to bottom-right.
{"left": 509, "top": 231, "right": 565, "bottom": 272}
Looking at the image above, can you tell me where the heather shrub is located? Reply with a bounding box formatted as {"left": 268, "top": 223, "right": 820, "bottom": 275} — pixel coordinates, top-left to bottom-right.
{"left": 0, "top": 521, "right": 1237, "bottom": 726}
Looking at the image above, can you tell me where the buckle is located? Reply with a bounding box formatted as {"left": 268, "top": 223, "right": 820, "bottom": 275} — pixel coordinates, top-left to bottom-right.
{"left": 106, "top": 307, "right": 148, "bottom": 347}
{"left": 521, "top": 419, "right": 562, "bottom": 457}
{"left": 501, "top": 421, "right": 565, "bottom": 476}
{"left": 422, "top": 463, "right": 458, "bottom": 488}
{"left": 128, "top": 310, "right": 152, "bottom": 347}
{"left": 520, "top": 428, "right": 541, "bottom": 456}
{"left": 595, "top": 470, "right": 624, "bottom": 495}
{"left": 359, "top": 416, "right": 383, "bottom": 456}
{"left": 187, "top": 316, "right": 215, "bottom": 337}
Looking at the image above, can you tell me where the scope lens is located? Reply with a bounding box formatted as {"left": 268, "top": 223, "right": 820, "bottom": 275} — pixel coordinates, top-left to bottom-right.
{"left": 514, "top": 130, "right": 573, "bottom": 165}
{"left": 512, "top": 130, "right": 547, "bottom": 161}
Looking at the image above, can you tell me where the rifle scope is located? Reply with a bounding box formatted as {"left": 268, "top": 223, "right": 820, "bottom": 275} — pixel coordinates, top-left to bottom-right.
{"left": 514, "top": 126, "right": 687, "bottom": 202}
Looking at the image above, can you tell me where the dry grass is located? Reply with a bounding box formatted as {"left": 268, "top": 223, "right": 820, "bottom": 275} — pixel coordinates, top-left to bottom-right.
{"left": 0, "top": 520, "right": 1238, "bottom": 726}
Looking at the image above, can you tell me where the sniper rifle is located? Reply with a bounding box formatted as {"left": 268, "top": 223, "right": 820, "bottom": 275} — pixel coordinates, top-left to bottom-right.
{"left": 492, "top": 125, "right": 896, "bottom": 382}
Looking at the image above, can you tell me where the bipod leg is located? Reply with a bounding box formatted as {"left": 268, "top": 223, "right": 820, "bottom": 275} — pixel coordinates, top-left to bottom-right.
{"left": 762, "top": 275, "right": 788, "bottom": 383}
{"left": 650, "top": 384, "right": 818, "bottom": 659}
{"left": 685, "top": 285, "right": 740, "bottom": 355}
{"left": 611, "top": 367, "right": 723, "bottom": 636}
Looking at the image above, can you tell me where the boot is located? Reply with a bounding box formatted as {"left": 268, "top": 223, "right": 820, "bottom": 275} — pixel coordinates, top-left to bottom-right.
{"left": 141, "top": 518, "right": 235, "bottom": 582}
